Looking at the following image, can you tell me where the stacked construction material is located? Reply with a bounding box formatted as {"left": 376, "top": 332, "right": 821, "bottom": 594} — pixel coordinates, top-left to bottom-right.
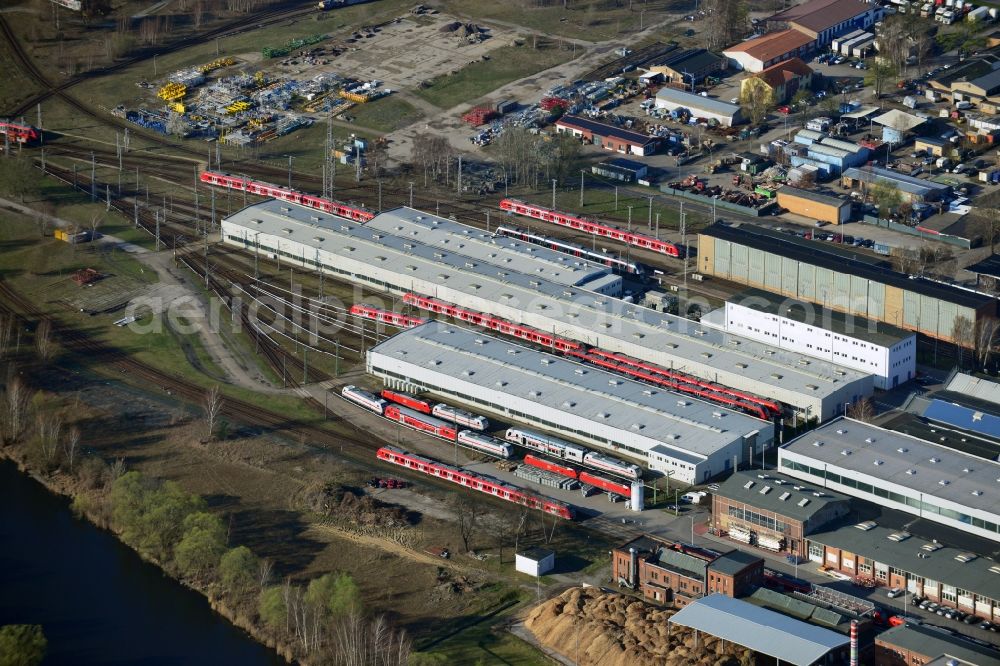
{"left": 462, "top": 106, "right": 499, "bottom": 126}
{"left": 515, "top": 464, "right": 579, "bottom": 491}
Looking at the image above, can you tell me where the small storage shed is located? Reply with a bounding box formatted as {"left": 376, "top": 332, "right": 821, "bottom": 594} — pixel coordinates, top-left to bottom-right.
{"left": 516, "top": 547, "right": 555, "bottom": 577}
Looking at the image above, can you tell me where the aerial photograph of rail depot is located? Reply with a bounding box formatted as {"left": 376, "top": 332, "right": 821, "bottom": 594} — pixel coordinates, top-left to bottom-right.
{"left": 10, "top": 0, "right": 1000, "bottom": 664}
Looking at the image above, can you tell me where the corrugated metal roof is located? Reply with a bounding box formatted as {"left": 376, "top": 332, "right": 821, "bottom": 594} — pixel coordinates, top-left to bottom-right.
{"left": 777, "top": 185, "right": 850, "bottom": 209}
{"left": 947, "top": 373, "right": 1000, "bottom": 406}
{"left": 723, "top": 29, "right": 814, "bottom": 62}
{"left": 842, "top": 166, "right": 951, "bottom": 198}
{"left": 225, "top": 202, "right": 872, "bottom": 409}
{"left": 769, "top": 0, "right": 873, "bottom": 33}
{"left": 654, "top": 88, "right": 741, "bottom": 117}
{"left": 368, "top": 322, "right": 769, "bottom": 460}
{"left": 668, "top": 595, "right": 848, "bottom": 666}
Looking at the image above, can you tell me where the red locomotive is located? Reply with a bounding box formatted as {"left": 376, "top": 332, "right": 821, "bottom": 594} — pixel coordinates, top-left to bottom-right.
{"left": 579, "top": 471, "right": 631, "bottom": 497}
{"left": 377, "top": 446, "right": 575, "bottom": 519}
{"left": 380, "top": 389, "right": 433, "bottom": 414}
{"left": 523, "top": 454, "right": 578, "bottom": 479}
{"left": 0, "top": 121, "right": 40, "bottom": 145}
{"left": 350, "top": 303, "right": 425, "bottom": 328}
{"left": 199, "top": 171, "right": 375, "bottom": 222}
{"left": 499, "top": 198, "right": 684, "bottom": 258}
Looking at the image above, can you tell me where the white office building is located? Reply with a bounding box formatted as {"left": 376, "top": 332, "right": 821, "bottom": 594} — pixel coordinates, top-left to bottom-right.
{"left": 700, "top": 289, "right": 916, "bottom": 390}
{"left": 368, "top": 322, "right": 774, "bottom": 484}
{"left": 221, "top": 200, "right": 874, "bottom": 420}
{"left": 779, "top": 417, "right": 1000, "bottom": 543}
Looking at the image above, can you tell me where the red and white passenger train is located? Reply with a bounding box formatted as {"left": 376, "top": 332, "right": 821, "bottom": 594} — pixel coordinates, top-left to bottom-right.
{"left": 521, "top": 454, "right": 631, "bottom": 497}
{"left": 499, "top": 199, "right": 684, "bottom": 258}
{"left": 0, "top": 121, "right": 41, "bottom": 145}
{"left": 403, "top": 293, "right": 781, "bottom": 421}
{"left": 505, "top": 427, "right": 641, "bottom": 480}
{"left": 377, "top": 446, "right": 575, "bottom": 519}
{"left": 199, "top": 171, "right": 375, "bottom": 222}
{"left": 385, "top": 404, "right": 458, "bottom": 440}
{"left": 350, "top": 304, "right": 425, "bottom": 329}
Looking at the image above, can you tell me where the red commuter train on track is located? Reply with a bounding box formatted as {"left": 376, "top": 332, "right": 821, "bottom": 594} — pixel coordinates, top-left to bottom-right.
{"left": 499, "top": 198, "right": 684, "bottom": 258}
{"left": 199, "top": 171, "right": 375, "bottom": 222}
{"left": 403, "top": 293, "right": 780, "bottom": 421}
{"left": 0, "top": 121, "right": 40, "bottom": 145}
{"left": 377, "top": 446, "right": 575, "bottom": 519}
{"left": 384, "top": 404, "right": 458, "bottom": 440}
{"left": 350, "top": 304, "right": 425, "bottom": 328}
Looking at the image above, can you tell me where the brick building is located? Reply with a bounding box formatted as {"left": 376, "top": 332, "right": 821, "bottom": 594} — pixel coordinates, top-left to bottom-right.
{"left": 554, "top": 115, "right": 660, "bottom": 156}
{"left": 711, "top": 470, "right": 851, "bottom": 559}
{"left": 874, "top": 624, "right": 1000, "bottom": 665}
{"left": 613, "top": 535, "right": 764, "bottom": 607}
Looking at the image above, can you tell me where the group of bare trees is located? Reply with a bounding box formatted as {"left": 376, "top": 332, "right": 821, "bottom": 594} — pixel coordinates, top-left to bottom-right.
{"left": 952, "top": 316, "right": 1000, "bottom": 371}
{"left": 702, "top": 0, "right": 749, "bottom": 50}
{"left": 492, "top": 126, "right": 582, "bottom": 190}
{"left": 259, "top": 573, "right": 411, "bottom": 664}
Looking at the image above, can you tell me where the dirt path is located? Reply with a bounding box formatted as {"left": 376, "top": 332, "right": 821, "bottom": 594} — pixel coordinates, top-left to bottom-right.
{"left": 305, "top": 522, "right": 477, "bottom": 572}
{"left": 384, "top": 15, "right": 681, "bottom": 162}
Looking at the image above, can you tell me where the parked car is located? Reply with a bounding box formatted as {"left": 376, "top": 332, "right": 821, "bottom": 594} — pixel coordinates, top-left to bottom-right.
{"left": 887, "top": 588, "right": 904, "bottom": 598}
{"left": 963, "top": 614, "right": 980, "bottom": 625}
{"left": 952, "top": 163, "right": 967, "bottom": 173}
{"left": 777, "top": 105, "right": 791, "bottom": 114}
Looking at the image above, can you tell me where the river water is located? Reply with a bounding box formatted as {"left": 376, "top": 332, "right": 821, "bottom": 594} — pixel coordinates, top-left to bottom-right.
{"left": 0, "top": 459, "right": 283, "bottom": 665}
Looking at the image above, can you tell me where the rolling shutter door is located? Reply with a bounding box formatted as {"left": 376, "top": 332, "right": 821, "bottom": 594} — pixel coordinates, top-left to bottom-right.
{"left": 903, "top": 290, "right": 920, "bottom": 328}
{"left": 748, "top": 248, "right": 765, "bottom": 286}
{"left": 714, "top": 238, "right": 731, "bottom": 278}
{"left": 868, "top": 281, "right": 885, "bottom": 321}
{"left": 816, "top": 267, "right": 833, "bottom": 305}
{"left": 799, "top": 263, "right": 815, "bottom": 302}
{"left": 765, "top": 252, "right": 782, "bottom": 291}
{"left": 731, "top": 243, "right": 749, "bottom": 282}
{"left": 833, "top": 271, "right": 851, "bottom": 311}
{"left": 781, "top": 258, "right": 798, "bottom": 297}
{"left": 920, "top": 294, "right": 938, "bottom": 336}
{"left": 850, "top": 275, "right": 868, "bottom": 316}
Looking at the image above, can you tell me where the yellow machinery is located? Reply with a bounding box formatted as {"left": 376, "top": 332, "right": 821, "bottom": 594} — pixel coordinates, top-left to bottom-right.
{"left": 339, "top": 90, "right": 369, "bottom": 104}
{"left": 199, "top": 57, "right": 235, "bottom": 74}
{"left": 157, "top": 82, "right": 187, "bottom": 102}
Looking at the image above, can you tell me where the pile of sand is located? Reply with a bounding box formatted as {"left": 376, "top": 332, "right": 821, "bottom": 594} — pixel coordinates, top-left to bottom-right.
{"left": 523, "top": 588, "right": 753, "bottom": 666}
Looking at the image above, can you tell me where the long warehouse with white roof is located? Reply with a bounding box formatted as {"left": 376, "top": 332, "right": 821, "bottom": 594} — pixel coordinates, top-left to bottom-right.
{"left": 367, "top": 321, "right": 774, "bottom": 484}
{"left": 778, "top": 417, "right": 1000, "bottom": 543}
{"left": 221, "top": 200, "right": 874, "bottom": 420}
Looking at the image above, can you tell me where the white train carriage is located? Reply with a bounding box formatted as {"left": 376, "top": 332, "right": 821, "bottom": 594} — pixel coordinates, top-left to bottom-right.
{"left": 341, "top": 385, "right": 388, "bottom": 414}
{"left": 457, "top": 431, "right": 514, "bottom": 459}
{"left": 431, "top": 403, "right": 489, "bottom": 431}
{"left": 583, "top": 451, "right": 642, "bottom": 480}
{"left": 504, "top": 427, "right": 587, "bottom": 463}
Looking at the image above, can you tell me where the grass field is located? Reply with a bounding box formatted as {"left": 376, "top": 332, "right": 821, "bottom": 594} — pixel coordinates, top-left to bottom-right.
{"left": 415, "top": 42, "right": 578, "bottom": 109}
{"left": 347, "top": 95, "right": 424, "bottom": 133}
{"left": 438, "top": 0, "right": 680, "bottom": 42}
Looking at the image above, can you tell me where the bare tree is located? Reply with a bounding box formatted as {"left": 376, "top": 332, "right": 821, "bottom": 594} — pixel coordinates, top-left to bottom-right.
{"left": 259, "top": 557, "right": 274, "bottom": 590}
{"left": 35, "top": 319, "right": 54, "bottom": 361}
{"left": 952, "top": 315, "right": 975, "bottom": 368}
{"left": 3, "top": 376, "right": 30, "bottom": 444}
{"left": 975, "top": 317, "right": 1000, "bottom": 371}
{"left": 203, "top": 385, "right": 223, "bottom": 440}
{"left": 37, "top": 411, "right": 63, "bottom": 466}
{"left": 847, "top": 397, "right": 875, "bottom": 423}
{"left": 454, "top": 498, "right": 480, "bottom": 553}
{"left": 65, "top": 426, "right": 81, "bottom": 473}
{"left": 0, "top": 314, "right": 15, "bottom": 360}
{"left": 109, "top": 456, "right": 127, "bottom": 483}
{"left": 513, "top": 505, "right": 529, "bottom": 556}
